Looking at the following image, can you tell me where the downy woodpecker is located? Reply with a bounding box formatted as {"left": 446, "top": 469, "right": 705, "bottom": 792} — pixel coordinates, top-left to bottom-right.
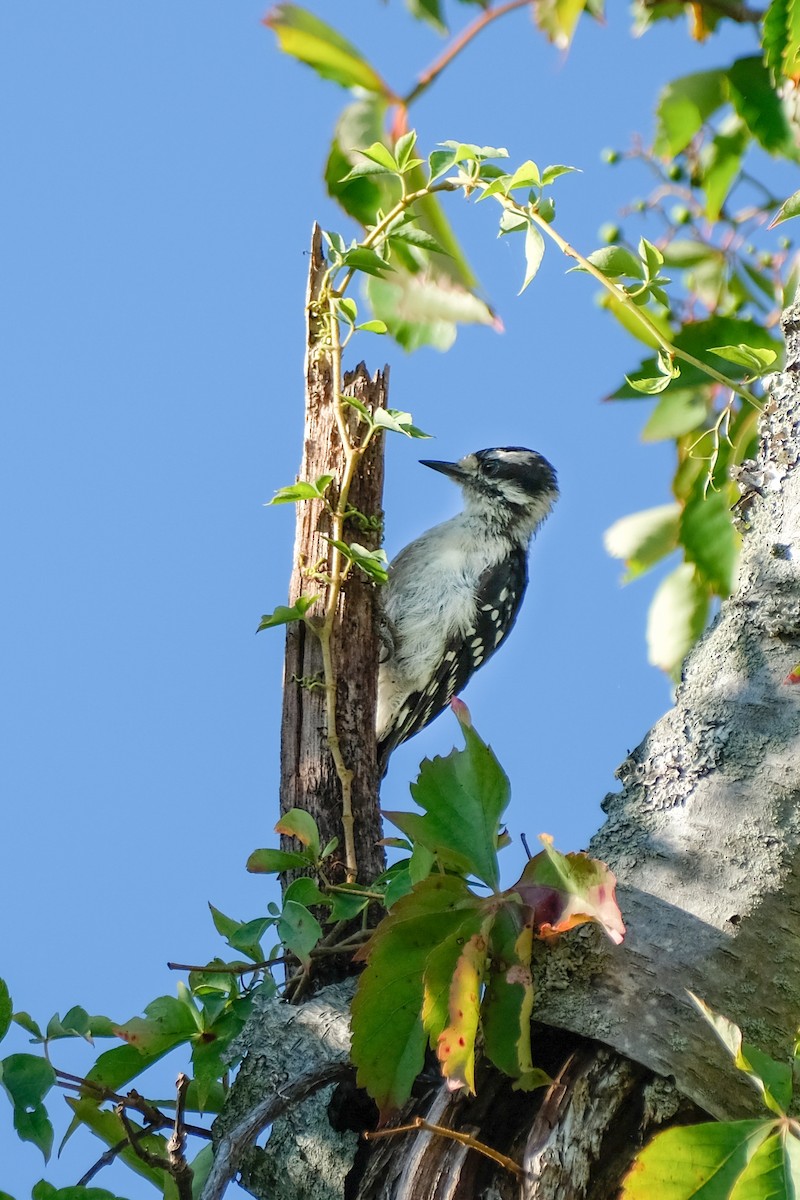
{"left": 376, "top": 446, "right": 558, "bottom": 772}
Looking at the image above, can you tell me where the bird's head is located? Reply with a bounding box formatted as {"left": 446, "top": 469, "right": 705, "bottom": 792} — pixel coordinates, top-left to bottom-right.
{"left": 420, "top": 446, "right": 559, "bottom": 538}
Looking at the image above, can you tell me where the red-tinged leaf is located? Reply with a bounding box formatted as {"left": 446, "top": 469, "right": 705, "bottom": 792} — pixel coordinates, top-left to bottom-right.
{"left": 513, "top": 837, "right": 625, "bottom": 945}
{"left": 436, "top": 930, "right": 489, "bottom": 1094}
{"left": 351, "top": 875, "right": 479, "bottom": 1117}
{"left": 274, "top": 808, "right": 321, "bottom": 858}
{"left": 112, "top": 995, "right": 196, "bottom": 1055}
{"left": 785, "top": 663, "right": 800, "bottom": 683}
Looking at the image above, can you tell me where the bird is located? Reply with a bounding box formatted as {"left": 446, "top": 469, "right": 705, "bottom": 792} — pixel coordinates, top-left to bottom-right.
{"left": 376, "top": 446, "right": 558, "bottom": 773}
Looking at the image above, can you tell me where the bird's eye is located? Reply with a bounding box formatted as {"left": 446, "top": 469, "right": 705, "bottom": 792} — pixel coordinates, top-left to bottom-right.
{"left": 482, "top": 459, "right": 501, "bottom": 478}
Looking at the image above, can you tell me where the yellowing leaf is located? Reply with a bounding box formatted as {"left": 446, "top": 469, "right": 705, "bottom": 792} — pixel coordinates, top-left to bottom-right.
{"left": 265, "top": 5, "right": 390, "bottom": 94}
{"left": 436, "top": 931, "right": 489, "bottom": 1094}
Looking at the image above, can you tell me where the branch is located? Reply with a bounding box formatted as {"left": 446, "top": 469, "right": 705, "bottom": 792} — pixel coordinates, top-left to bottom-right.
{"left": 364, "top": 1116, "right": 523, "bottom": 1178}
{"left": 403, "top": 0, "right": 533, "bottom": 106}
{"left": 200, "top": 1062, "right": 351, "bottom": 1200}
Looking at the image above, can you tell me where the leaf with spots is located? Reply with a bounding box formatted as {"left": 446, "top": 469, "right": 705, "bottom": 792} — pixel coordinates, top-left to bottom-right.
{"left": 436, "top": 928, "right": 490, "bottom": 1093}
{"left": 421, "top": 907, "right": 492, "bottom": 1048}
{"left": 351, "top": 875, "right": 482, "bottom": 1117}
{"left": 513, "top": 836, "right": 625, "bottom": 945}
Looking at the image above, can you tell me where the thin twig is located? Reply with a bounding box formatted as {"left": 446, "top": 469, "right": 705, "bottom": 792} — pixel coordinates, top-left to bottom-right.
{"left": 365, "top": 1116, "right": 524, "bottom": 1178}
{"left": 117, "top": 1104, "right": 171, "bottom": 1172}
{"left": 167, "top": 1073, "right": 194, "bottom": 1200}
{"left": 403, "top": 0, "right": 533, "bottom": 106}
{"left": 76, "top": 1121, "right": 161, "bottom": 1186}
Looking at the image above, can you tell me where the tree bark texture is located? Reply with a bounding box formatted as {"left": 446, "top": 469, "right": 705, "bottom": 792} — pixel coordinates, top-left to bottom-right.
{"left": 279, "top": 226, "right": 388, "bottom": 887}
{"left": 222, "top": 300, "right": 800, "bottom": 1198}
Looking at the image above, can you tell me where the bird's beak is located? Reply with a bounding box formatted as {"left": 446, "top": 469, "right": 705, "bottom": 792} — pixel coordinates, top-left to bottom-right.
{"left": 419, "top": 459, "right": 472, "bottom": 482}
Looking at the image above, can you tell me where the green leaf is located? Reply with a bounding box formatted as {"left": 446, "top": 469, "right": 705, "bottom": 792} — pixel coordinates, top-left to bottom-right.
{"left": 340, "top": 246, "right": 394, "bottom": 277}
{"left": 275, "top": 808, "right": 321, "bottom": 858}
{"left": 268, "top": 475, "right": 334, "bottom": 504}
{"left": 387, "top": 226, "right": 451, "bottom": 256}
{"left": 0, "top": 1054, "right": 56, "bottom": 1160}
{"left": 356, "top": 319, "right": 389, "bottom": 334}
{"left": 689, "top": 995, "right": 793, "bottom": 1115}
{"left": 703, "top": 125, "right": 748, "bottom": 221}
{"left": 406, "top": 0, "right": 447, "bottom": 32}
{"left": 498, "top": 208, "right": 529, "bottom": 236}
{"left": 12, "top": 1012, "right": 43, "bottom": 1039}
{"left": 265, "top": 5, "right": 390, "bottom": 94}
{"left": 620, "top": 1120, "right": 775, "bottom": 1199}
{"left": 257, "top": 595, "right": 315, "bottom": 631}
{"left": 387, "top": 713, "right": 509, "bottom": 890}
{"left": 367, "top": 267, "right": 497, "bottom": 353}
{"left": 32, "top": 1186, "right": 127, "bottom": 1200}
{"left": 727, "top": 56, "right": 796, "bottom": 156}
{"left": 65, "top": 1098, "right": 168, "bottom": 1189}
{"left": 624, "top": 372, "right": 673, "bottom": 395}
{"left": 482, "top": 906, "right": 546, "bottom": 1089}
{"left": 541, "top": 163, "right": 578, "bottom": 185}
{"left": 772, "top": 188, "right": 800, "bottom": 230}
{"left": 505, "top": 160, "right": 541, "bottom": 191}
{"left": 534, "top": 0, "right": 587, "bottom": 49}
{"left": 394, "top": 130, "right": 418, "bottom": 171}
{"left": 642, "top": 389, "right": 708, "bottom": 441}
{"left": 324, "top": 537, "right": 389, "bottom": 583}
{"left": 604, "top": 503, "right": 681, "bottom": 580}
{"left": 728, "top": 1126, "right": 800, "bottom": 1198}
{"left": 326, "top": 885, "right": 370, "bottom": 922}
{"left": 680, "top": 486, "right": 738, "bottom": 595}
{"left": 351, "top": 875, "right": 479, "bottom": 1117}
{"left": 647, "top": 563, "right": 710, "bottom": 679}
{"left": 0, "top": 980, "right": 11, "bottom": 1043}
{"left": 587, "top": 245, "right": 644, "bottom": 279}
{"left": 358, "top": 141, "right": 399, "bottom": 171}
{"left": 373, "top": 408, "right": 431, "bottom": 438}
{"left": 520, "top": 224, "right": 545, "bottom": 293}
{"left": 325, "top": 98, "right": 388, "bottom": 225}
{"left": 707, "top": 344, "right": 778, "bottom": 372}
{"left": 113, "top": 994, "right": 197, "bottom": 1056}
{"left": 208, "top": 905, "right": 272, "bottom": 962}
{"left": 246, "top": 847, "right": 310, "bottom": 873}
{"left": 763, "top": 0, "right": 800, "bottom": 83}
{"left": 277, "top": 901, "right": 323, "bottom": 966}
{"left": 653, "top": 69, "right": 728, "bottom": 157}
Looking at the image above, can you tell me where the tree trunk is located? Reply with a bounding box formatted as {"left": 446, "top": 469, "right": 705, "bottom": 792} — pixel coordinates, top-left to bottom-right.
{"left": 278, "top": 226, "right": 387, "bottom": 888}
{"left": 208, "top": 294, "right": 800, "bottom": 1199}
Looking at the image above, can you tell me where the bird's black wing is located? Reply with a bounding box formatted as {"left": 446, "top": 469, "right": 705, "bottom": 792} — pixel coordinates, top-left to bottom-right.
{"left": 377, "top": 546, "right": 528, "bottom": 772}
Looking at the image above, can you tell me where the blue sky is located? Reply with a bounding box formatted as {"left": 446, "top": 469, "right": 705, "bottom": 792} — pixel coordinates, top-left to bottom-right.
{"left": 1, "top": 3, "right": 770, "bottom": 1196}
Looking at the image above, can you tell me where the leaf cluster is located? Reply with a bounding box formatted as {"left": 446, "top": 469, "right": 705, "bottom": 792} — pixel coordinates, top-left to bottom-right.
{"left": 622, "top": 995, "right": 800, "bottom": 1198}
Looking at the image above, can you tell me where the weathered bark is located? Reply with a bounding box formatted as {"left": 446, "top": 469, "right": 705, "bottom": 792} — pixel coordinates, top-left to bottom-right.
{"left": 212, "top": 298, "right": 800, "bottom": 1199}
{"left": 279, "top": 226, "right": 387, "bottom": 887}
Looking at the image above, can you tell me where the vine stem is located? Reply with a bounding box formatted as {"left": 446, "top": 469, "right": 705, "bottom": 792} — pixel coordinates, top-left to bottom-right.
{"left": 402, "top": 0, "right": 533, "bottom": 107}
{"left": 334, "top": 180, "right": 458, "bottom": 299}
{"left": 364, "top": 1116, "right": 523, "bottom": 1178}
{"left": 311, "top": 177, "right": 457, "bottom": 883}
{"left": 526, "top": 208, "right": 762, "bottom": 408}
